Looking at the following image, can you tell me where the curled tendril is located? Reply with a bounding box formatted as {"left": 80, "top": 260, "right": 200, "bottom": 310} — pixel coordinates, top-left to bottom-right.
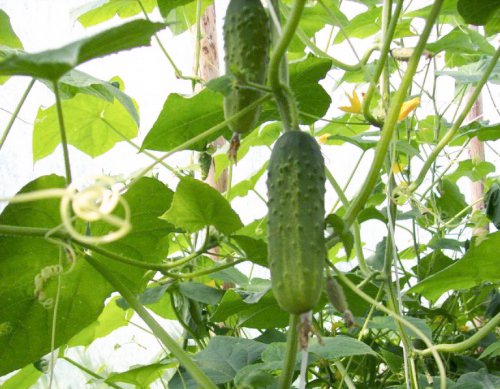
{"left": 60, "top": 175, "right": 131, "bottom": 244}
{"left": 0, "top": 175, "right": 132, "bottom": 245}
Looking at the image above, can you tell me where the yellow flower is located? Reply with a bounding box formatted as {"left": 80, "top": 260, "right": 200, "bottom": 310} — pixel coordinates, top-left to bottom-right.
{"left": 339, "top": 89, "right": 362, "bottom": 114}
{"left": 318, "top": 133, "right": 331, "bottom": 144}
{"left": 393, "top": 162, "right": 405, "bottom": 174}
{"left": 398, "top": 97, "right": 420, "bottom": 120}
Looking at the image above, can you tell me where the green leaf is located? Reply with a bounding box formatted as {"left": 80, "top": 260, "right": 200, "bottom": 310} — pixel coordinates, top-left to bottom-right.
{"left": 333, "top": 6, "right": 381, "bottom": 44}
{"left": 411, "top": 250, "right": 454, "bottom": 282}
{"left": 229, "top": 162, "right": 268, "bottom": 201}
{"left": 260, "top": 342, "right": 316, "bottom": 370}
{"left": 74, "top": 0, "right": 157, "bottom": 27}
{"left": 409, "top": 231, "right": 500, "bottom": 300}
{"left": 358, "top": 207, "right": 388, "bottom": 224}
{"left": 0, "top": 20, "right": 166, "bottom": 80}
{"left": 0, "top": 364, "right": 41, "bottom": 389}
{"left": 231, "top": 235, "right": 268, "bottom": 267}
{"left": 309, "top": 336, "right": 378, "bottom": 358}
{"left": 486, "top": 182, "right": 500, "bottom": 229}
{"left": 163, "top": 0, "right": 212, "bottom": 35}
{"left": 67, "top": 296, "right": 132, "bottom": 348}
{"left": 426, "top": 27, "right": 495, "bottom": 63}
{"left": 33, "top": 90, "right": 138, "bottom": 161}
{"left": 436, "top": 57, "right": 500, "bottom": 85}
{"left": 479, "top": 341, "right": 500, "bottom": 359}
{"left": 354, "top": 316, "right": 432, "bottom": 339}
{"left": 0, "top": 10, "right": 23, "bottom": 85}
{"left": 434, "top": 179, "right": 469, "bottom": 222}
{"left": 457, "top": 0, "right": 500, "bottom": 26}
{"left": 141, "top": 89, "right": 230, "bottom": 152}
{"left": 458, "top": 121, "right": 500, "bottom": 141}
{"left": 105, "top": 363, "right": 168, "bottom": 387}
{"left": 210, "top": 290, "right": 289, "bottom": 328}
{"left": 169, "top": 336, "right": 267, "bottom": 389}
{"left": 261, "top": 54, "right": 332, "bottom": 125}
{"left": 325, "top": 214, "right": 354, "bottom": 258}
{"left": 178, "top": 282, "right": 224, "bottom": 305}
{"left": 446, "top": 159, "right": 495, "bottom": 183}
{"left": 158, "top": 0, "right": 195, "bottom": 19}
{"left": 162, "top": 177, "right": 243, "bottom": 235}
{"left": 233, "top": 364, "right": 277, "bottom": 389}
{"left": 40, "top": 71, "right": 139, "bottom": 125}
{"left": 0, "top": 176, "right": 173, "bottom": 376}
{"left": 456, "top": 368, "right": 500, "bottom": 388}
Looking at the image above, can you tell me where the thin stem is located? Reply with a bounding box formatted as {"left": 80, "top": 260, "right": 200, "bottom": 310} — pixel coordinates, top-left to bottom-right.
{"left": 85, "top": 255, "right": 219, "bottom": 389}
{"left": 0, "top": 78, "right": 35, "bottom": 150}
{"left": 193, "top": 0, "right": 202, "bottom": 89}
{"left": 136, "top": 0, "right": 201, "bottom": 83}
{"left": 362, "top": 0, "right": 404, "bottom": 127}
{"left": 343, "top": 0, "right": 444, "bottom": 228}
{"left": 418, "top": 312, "right": 500, "bottom": 356}
{"left": 62, "top": 357, "right": 124, "bottom": 389}
{"left": 278, "top": 314, "right": 300, "bottom": 389}
{"left": 164, "top": 258, "right": 246, "bottom": 279}
{"left": 334, "top": 361, "right": 357, "bottom": 389}
{"left": 53, "top": 81, "right": 72, "bottom": 184}
{"left": 409, "top": 45, "right": 500, "bottom": 192}
{"left": 102, "top": 118, "right": 178, "bottom": 174}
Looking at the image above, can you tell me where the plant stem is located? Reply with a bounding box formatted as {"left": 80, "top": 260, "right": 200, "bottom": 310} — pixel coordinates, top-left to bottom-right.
{"left": 343, "top": 0, "right": 444, "bottom": 228}
{"left": 409, "top": 45, "right": 500, "bottom": 192}
{"left": 418, "top": 311, "right": 500, "bottom": 356}
{"left": 268, "top": 0, "right": 306, "bottom": 131}
{"left": 0, "top": 78, "right": 35, "bottom": 150}
{"left": 53, "top": 81, "right": 72, "bottom": 184}
{"left": 84, "top": 255, "right": 219, "bottom": 389}
{"left": 362, "top": 0, "right": 404, "bottom": 127}
{"left": 278, "top": 314, "right": 300, "bottom": 389}
{"left": 62, "top": 357, "right": 124, "bottom": 389}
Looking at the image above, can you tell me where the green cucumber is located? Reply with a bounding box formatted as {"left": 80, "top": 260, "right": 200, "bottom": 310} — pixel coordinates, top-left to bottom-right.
{"left": 223, "top": 0, "right": 270, "bottom": 134}
{"left": 267, "top": 130, "right": 326, "bottom": 314}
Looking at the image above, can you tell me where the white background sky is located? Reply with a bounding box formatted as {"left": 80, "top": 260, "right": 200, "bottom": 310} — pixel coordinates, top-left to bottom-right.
{"left": 0, "top": 0, "right": 499, "bottom": 387}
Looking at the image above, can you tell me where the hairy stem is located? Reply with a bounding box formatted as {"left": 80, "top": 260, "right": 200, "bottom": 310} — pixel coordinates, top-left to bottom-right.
{"left": 278, "top": 314, "right": 300, "bottom": 389}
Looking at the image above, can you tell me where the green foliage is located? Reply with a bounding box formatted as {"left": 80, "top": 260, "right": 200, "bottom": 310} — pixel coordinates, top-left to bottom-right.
{"left": 2, "top": 1, "right": 500, "bottom": 388}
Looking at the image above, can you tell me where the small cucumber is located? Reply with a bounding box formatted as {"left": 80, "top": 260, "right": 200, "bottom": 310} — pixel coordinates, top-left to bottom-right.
{"left": 267, "top": 130, "right": 326, "bottom": 314}
{"left": 223, "top": 0, "right": 270, "bottom": 134}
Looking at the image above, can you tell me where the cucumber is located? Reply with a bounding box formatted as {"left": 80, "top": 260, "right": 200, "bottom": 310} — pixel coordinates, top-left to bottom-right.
{"left": 267, "top": 130, "right": 326, "bottom": 314}
{"left": 223, "top": 0, "right": 270, "bottom": 134}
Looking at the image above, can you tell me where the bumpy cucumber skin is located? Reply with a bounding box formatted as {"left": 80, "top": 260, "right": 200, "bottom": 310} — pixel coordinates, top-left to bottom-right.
{"left": 223, "top": 0, "right": 270, "bottom": 134}
{"left": 267, "top": 131, "right": 326, "bottom": 314}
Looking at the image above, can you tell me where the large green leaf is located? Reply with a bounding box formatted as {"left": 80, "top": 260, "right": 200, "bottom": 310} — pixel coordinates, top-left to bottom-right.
{"left": 409, "top": 231, "right": 500, "bottom": 300}
{"left": 354, "top": 315, "right": 432, "bottom": 339}
{"left": 33, "top": 90, "right": 138, "bottom": 161}
{"left": 162, "top": 177, "right": 243, "bottom": 235}
{"left": 169, "top": 336, "right": 267, "bottom": 389}
{"left": 456, "top": 368, "right": 500, "bottom": 388}
{"left": 0, "top": 176, "right": 173, "bottom": 376}
{"left": 74, "top": 0, "right": 157, "bottom": 27}
{"left": 141, "top": 89, "right": 230, "bottom": 152}
{"left": 0, "top": 10, "right": 23, "bottom": 85}
{"left": 0, "top": 20, "right": 166, "bottom": 80}
{"left": 457, "top": 0, "right": 500, "bottom": 31}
